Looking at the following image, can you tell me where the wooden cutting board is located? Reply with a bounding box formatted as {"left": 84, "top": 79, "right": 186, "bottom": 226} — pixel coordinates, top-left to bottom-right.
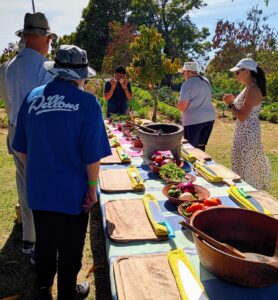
{"left": 182, "top": 146, "right": 212, "bottom": 162}
{"left": 99, "top": 169, "right": 144, "bottom": 192}
{"left": 206, "top": 164, "right": 241, "bottom": 186}
{"left": 105, "top": 200, "right": 167, "bottom": 242}
{"left": 114, "top": 253, "right": 181, "bottom": 300}
{"left": 248, "top": 191, "right": 278, "bottom": 219}
{"left": 101, "top": 148, "right": 131, "bottom": 164}
{"left": 101, "top": 148, "right": 123, "bottom": 164}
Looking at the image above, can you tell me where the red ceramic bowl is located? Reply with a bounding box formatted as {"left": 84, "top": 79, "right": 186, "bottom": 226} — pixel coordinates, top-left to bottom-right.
{"left": 132, "top": 139, "right": 143, "bottom": 148}
{"left": 162, "top": 183, "right": 210, "bottom": 205}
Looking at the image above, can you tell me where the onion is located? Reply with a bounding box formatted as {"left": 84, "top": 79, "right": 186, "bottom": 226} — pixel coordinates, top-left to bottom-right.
{"left": 179, "top": 192, "right": 195, "bottom": 201}
{"left": 177, "top": 182, "right": 195, "bottom": 194}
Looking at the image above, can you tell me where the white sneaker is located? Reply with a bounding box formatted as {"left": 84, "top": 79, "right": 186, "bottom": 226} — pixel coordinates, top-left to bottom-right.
{"left": 75, "top": 282, "right": 90, "bottom": 299}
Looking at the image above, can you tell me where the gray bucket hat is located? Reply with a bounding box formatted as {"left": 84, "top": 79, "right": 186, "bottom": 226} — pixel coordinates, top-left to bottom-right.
{"left": 15, "top": 12, "right": 58, "bottom": 39}
{"left": 43, "top": 45, "right": 96, "bottom": 80}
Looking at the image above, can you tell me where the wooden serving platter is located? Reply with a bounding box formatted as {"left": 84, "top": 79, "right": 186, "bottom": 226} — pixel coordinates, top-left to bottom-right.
{"left": 114, "top": 253, "right": 181, "bottom": 300}
{"left": 105, "top": 200, "right": 167, "bottom": 242}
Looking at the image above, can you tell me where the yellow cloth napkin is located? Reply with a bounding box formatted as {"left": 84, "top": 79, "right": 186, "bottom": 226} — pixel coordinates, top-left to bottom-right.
{"left": 181, "top": 147, "right": 196, "bottom": 163}
{"left": 193, "top": 161, "right": 223, "bottom": 183}
{"left": 127, "top": 165, "right": 144, "bottom": 190}
{"left": 142, "top": 194, "right": 168, "bottom": 237}
{"left": 168, "top": 249, "right": 207, "bottom": 300}
{"left": 228, "top": 186, "right": 272, "bottom": 215}
{"left": 110, "top": 138, "right": 120, "bottom": 148}
{"left": 116, "top": 146, "right": 131, "bottom": 163}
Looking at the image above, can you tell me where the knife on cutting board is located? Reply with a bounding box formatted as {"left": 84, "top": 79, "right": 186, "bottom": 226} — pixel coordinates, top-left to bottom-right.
{"left": 238, "top": 188, "right": 265, "bottom": 213}
{"left": 148, "top": 201, "right": 175, "bottom": 238}
{"left": 177, "top": 259, "right": 207, "bottom": 300}
{"left": 131, "top": 171, "right": 141, "bottom": 183}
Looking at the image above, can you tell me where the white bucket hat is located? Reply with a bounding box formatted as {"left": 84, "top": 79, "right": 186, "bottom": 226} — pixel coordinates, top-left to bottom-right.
{"left": 178, "top": 62, "right": 198, "bottom": 73}
{"left": 43, "top": 45, "right": 96, "bottom": 80}
{"left": 230, "top": 58, "right": 258, "bottom": 73}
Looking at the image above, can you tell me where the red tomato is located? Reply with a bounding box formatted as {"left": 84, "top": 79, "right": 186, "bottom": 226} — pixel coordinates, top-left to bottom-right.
{"left": 160, "top": 158, "right": 173, "bottom": 166}
{"left": 211, "top": 197, "right": 221, "bottom": 205}
{"left": 204, "top": 198, "right": 221, "bottom": 207}
{"left": 187, "top": 203, "right": 205, "bottom": 213}
{"left": 155, "top": 155, "right": 164, "bottom": 164}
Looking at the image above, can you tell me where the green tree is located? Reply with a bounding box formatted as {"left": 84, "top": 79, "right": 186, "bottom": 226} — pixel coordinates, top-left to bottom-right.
{"left": 128, "top": 0, "right": 210, "bottom": 59}
{"left": 0, "top": 43, "right": 18, "bottom": 64}
{"left": 128, "top": 25, "right": 179, "bottom": 121}
{"left": 210, "top": 5, "right": 277, "bottom": 73}
{"left": 50, "top": 33, "right": 76, "bottom": 57}
{"left": 74, "top": 0, "right": 131, "bottom": 71}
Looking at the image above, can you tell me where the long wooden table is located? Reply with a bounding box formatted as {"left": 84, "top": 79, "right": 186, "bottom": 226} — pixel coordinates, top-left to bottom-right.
{"left": 99, "top": 123, "right": 278, "bottom": 300}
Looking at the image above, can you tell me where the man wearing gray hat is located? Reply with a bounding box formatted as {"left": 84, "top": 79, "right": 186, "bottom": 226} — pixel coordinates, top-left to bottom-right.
{"left": 4, "top": 12, "right": 57, "bottom": 256}
{"left": 13, "top": 44, "right": 111, "bottom": 299}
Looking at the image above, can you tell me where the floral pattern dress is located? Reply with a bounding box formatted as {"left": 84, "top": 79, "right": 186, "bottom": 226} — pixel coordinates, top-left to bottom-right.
{"left": 232, "top": 87, "right": 271, "bottom": 190}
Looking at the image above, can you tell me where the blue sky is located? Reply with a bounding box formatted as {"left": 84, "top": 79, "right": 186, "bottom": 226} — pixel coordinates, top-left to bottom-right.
{"left": 0, "top": 0, "right": 277, "bottom": 55}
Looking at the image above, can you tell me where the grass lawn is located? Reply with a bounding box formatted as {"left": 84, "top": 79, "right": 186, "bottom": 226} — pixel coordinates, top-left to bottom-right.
{"left": 0, "top": 117, "right": 277, "bottom": 299}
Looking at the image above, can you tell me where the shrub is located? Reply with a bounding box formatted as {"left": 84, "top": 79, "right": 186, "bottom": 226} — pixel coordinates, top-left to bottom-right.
{"left": 157, "top": 102, "right": 181, "bottom": 123}
{"left": 157, "top": 86, "right": 178, "bottom": 106}
{"left": 171, "top": 75, "right": 183, "bottom": 91}
{"left": 266, "top": 72, "right": 278, "bottom": 103}
{"left": 268, "top": 112, "right": 278, "bottom": 123}
{"left": 208, "top": 72, "right": 241, "bottom": 101}
{"left": 137, "top": 107, "right": 149, "bottom": 119}
{"left": 132, "top": 86, "right": 153, "bottom": 105}
{"left": 259, "top": 103, "right": 278, "bottom": 123}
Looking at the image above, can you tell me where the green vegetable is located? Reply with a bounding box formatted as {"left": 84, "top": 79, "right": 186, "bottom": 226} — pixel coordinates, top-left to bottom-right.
{"left": 168, "top": 189, "right": 176, "bottom": 196}
{"left": 159, "top": 162, "right": 185, "bottom": 182}
{"left": 180, "top": 202, "right": 194, "bottom": 217}
{"left": 170, "top": 184, "right": 178, "bottom": 190}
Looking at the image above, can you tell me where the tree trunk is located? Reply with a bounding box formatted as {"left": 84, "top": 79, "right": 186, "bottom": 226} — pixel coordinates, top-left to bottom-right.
{"left": 150, "top": 88, "right": 157, "bottom": 122}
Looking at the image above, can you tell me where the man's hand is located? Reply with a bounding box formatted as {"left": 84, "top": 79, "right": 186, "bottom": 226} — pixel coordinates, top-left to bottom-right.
{"left": 110, "top": 78, "right": 117, "bottom": 89}
{"left": 120, "top": 78, "right": 128, "bottom": 90}
{"left": 83, "top": 187, "right": 98, "bottom": 212}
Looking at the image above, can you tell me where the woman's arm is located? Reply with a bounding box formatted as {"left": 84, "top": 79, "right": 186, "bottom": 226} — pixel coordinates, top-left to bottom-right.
{"left": 177, "top": 99, "right": 189, "bottom": 112}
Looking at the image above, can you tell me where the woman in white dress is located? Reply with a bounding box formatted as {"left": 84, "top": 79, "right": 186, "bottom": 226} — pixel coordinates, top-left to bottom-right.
{"left": 223, "top": 58, "right": 271, "bottom": 190}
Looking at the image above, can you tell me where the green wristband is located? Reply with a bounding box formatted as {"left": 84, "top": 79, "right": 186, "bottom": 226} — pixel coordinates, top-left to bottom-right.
{"left": 88, "top": 180, "right": 98, "bottom": 185}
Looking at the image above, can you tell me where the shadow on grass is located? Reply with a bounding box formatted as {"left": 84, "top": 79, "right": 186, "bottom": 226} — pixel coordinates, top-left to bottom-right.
{"left": 89, "top": 202, "right": 112, "bottom": 300}
{"left": 0, "top": 223, "right": 38, "bottom": 299}
{"left": 0, "top": 204, "right": 111, "bottom": 300}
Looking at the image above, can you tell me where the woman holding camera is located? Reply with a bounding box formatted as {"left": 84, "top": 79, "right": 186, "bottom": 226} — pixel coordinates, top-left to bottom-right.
{"left": 223, "top": 58, "right": 271, "bottom": 190}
